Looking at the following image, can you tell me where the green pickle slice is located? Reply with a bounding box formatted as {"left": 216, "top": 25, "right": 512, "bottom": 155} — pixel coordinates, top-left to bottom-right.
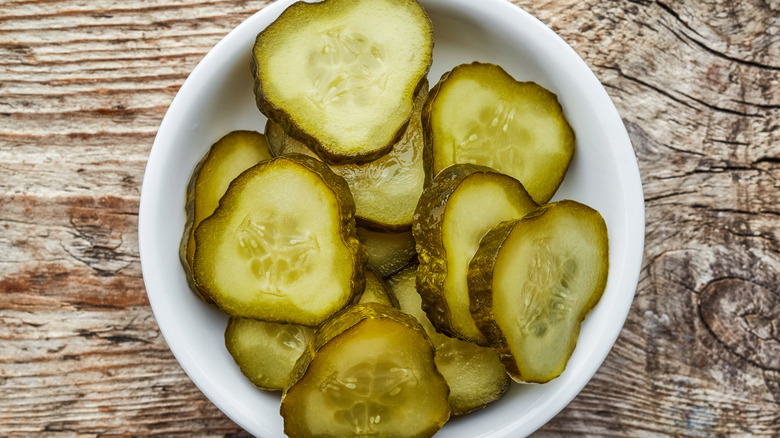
{"left": 387, "top": 266, "right": 509, "bottom": 416}
{"left": 252, "top": 0, "right": 433, "bottom": 164}
{"left": 180, "top": 130, "right": 272, "bottom": 302}
{"left": 359, "top": 268, "right": 399, "bottom": 307}
{"left": 281, "top": 303, "right": 450, "bottom": 438}
{"left": 265, "top": 83, "right": 430, "bottom": 231}
{"left": 468, "top": 200, "right": 609, "bottom": 383}
{"left": 225, "top": 318, "right": 314, "bottom": 391}
{"left": 224, "top": 268, "right": 395, "bottom": 393}
{"left": 193, "top": 155, "right": 366, "bottom": 326}
{"left": 265, "top": 118, "right": 318, "bottom": 159}
{"left": 424, "top": 62, "right": 575, "bottom": 204}
{"left": 414, "top": 164, "right": 538, "bottom": 344}
{"left": 357, "top": 227, "right": 416, "bottom": 278}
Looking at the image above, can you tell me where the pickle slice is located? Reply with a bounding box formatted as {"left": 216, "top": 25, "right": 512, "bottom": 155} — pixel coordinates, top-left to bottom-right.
{"left": 357, "top": 227, "right": 416, "bottom": 278}
{"left": 265, "top": 82, "right": 429, "bottom": 230}
{"left": 225, "top": 317, "right": 314, "bottom": 391}
{"left": 359, "top": 268, "right": 398, "bottom": 307}
{"left": 387, "top": 266, "right": 509, "bottom": 416}
{"left": 468, "top": 200, "right": 609, "bottom": 383}
{"left": 252, "top": 0, "right": 433, "bottom": 164}
{"left": 180, "top": 130, "right": 272, "bottom": 302}
{"left": 414, "top": 164, "right": 538, "bottom": 344}
{"left": 281, "top": 303, "right": 450, "bottom": 438}
{"left": 424, "top": 62, "right": 575, "bottom": 204}
{"left": 265, "top": 118, "right": 318, "bottom": 159}
{"left": 193, "top": 155, "right": 366, "bottom": 326}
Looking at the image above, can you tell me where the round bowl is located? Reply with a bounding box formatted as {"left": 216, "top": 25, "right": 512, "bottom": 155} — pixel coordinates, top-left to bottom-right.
{"left": 138, "top": 0, "right": 645, "bottom": 436}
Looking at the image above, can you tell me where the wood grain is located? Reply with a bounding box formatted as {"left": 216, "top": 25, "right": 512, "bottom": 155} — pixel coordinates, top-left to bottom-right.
{"left": 1, "top": 0, "right": 778, "bottom": 436}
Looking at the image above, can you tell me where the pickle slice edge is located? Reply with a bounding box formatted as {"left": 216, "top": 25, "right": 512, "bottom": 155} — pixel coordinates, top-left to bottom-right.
{"left": 468, "top": 200, "right": 609, "bottom": 383}
{"left": 253, "top": 0, "right": 433, "bottom": 164}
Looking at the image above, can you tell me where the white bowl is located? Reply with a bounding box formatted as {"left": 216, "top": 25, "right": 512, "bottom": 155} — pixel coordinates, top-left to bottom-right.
{"left": 138, "top": 0, "right": 645, "bottom": 436}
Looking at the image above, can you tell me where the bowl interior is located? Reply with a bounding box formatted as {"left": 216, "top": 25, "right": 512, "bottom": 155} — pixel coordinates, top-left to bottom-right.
{"left": 138, "top": 0, "right": 645, "bottom": 436}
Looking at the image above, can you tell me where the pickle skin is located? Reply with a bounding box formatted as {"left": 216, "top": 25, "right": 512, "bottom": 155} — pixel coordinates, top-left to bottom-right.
{"left": 282, "top": 303, "right": 450, "bottom": 438}
{"left": 413, "top": 163, "right": 538, "bottom": 345}
{"left": 466, "top": 220, "right": 516, "bottom": 356}
{"left": 251, "top": 0, "right": 434, "bottom": 165}
{"left": 180, "top": 150, "right": 212, "bottom": 304}
{"left": 414, "top": 164, "right": 484, "bottom": 342}
{"left": 193, "top": 154, "right": 367, "bottom": 326}
{"left": 468, "top": 201, "right": 609, "bottom": 383}
{"left": 179, "top": 130, "right": 272, "bottom": 304}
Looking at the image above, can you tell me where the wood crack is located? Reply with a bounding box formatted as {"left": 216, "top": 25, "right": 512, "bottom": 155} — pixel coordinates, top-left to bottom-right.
{"left": 0, "top": 0, "right": 255, "bottom": 23}
{"left": 661, "top": 142, "right": 705, "bottom": 157}
{"left": 710, "top": 139, "right": 750, "bottom": 146}
{"left": 648, "top": 167, "right": 760, "bottom": 181}
{"left": 1, "top": 73, "right": 189, "bottom": 87}
{"left": 678, "top": 91, "right": 764, "bottom": 119}
{"left": 654, "top": 0, "right": 705, "bottom": 39}
{"left": 645, "top": 190, "right": 698, "bottom": 202}
{"left": 593, "top": 63, "right": 699, "bottom": 111}
{"left": 729, "top": 99, "right": 780, "bottom": 111}
{"left": 1, "top": 51, "right": 215, "bottom": 69}
{"left": 655, "top": 0, "right": 780, "bottom": 71}
{"left": 690, "top": 205, "right": 759, "bottom": 216}
{"left": 753, "top": 156, "right": 780, "bottom": 166}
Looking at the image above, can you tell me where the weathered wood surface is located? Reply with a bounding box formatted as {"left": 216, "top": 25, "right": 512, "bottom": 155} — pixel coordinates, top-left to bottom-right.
{"left": 1, "top": 0, "right": 778, "bottom": 436}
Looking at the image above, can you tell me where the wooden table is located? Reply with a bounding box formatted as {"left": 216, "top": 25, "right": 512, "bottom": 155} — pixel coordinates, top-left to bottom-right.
{"left": 2, "top": 0, "right": 778, "bottom": 436}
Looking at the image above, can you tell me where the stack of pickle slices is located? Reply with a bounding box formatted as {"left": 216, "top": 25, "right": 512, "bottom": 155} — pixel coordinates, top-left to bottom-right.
{"left": 179, "top": 0, "right": 609, "bottom": 436}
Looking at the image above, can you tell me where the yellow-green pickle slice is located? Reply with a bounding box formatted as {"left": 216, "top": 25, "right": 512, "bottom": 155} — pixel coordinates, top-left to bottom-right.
{"left": 414, "top": 164, "right": 538, "bottom": 344}
{"left": 179, "top": 130, "right": 272, "bottom": 302}
{"left": 387, "top": 266, "right": 509, "bottom": 416}
{"left": 357, "top": 227, "right": 417, "bottom": 278}
{"left": 192, "top": 155, "right": 366, "bottom": 326}
{"left": 468, "top": 200, "right": 609, "bottom": 383}
{"left": 252, "top": 0, "right": 433, "bottom": 164}
{"left": 424, "top": 62, "right": 575, "bottom": 204}
{"left": 222, "top": 269, "right": 394, "bottom": 393}
{"left": 223, "top": 266, "right": 391, "bottom": 392}
{"left": 224, "top": 318, "right": 314, "bottom": 391}
{"left": 281, "top": 303, "right": 450, "bottom": 438}
{"left": 359, "top": 268, "right": 398, "bottom": 307}
{"left": 265, "top": 83, "right": 430, "bottom": 231}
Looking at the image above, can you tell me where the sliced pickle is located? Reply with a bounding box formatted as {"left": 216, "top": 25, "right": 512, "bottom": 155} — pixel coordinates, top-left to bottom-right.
{"left": 414, "top": 164, "right": 538, "bottom": 344}
{"left": 180, "top": 130, "right": 272, "bottom": 302}
{"left": 468, "top": 200, "right": 609, "bottom": 383}
{"left": 359, "top": 268, "right": 399, "bottom": 307}
{"left": 387, "top": 266, "right": 509, "bottom": 416}
{"left": 357, "top": 227, "right": 416, "bottom": 278}
{"left": 193, "top": 155, "right": 366, "bottom": 326}
{"left": 225, "top": 317, "right": 314, "bottom": 391}
{"left": 265, "top": 118, "right": 318, "bottom": 159}
{"left": 281, "top": 303, "right": 450, "bottom": 438}
{"left": 265, "top": 83, "right": 429, "bottom": 230}
{"left": 424, "top": 62, "right": 575, "bottom": 204}
{"left": 252, "top": 0, "right": 433, "bottom": 164}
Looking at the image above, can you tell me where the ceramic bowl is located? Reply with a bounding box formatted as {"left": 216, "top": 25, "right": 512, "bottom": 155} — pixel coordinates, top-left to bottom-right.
{"left": 138, "top": 0, "right": 645, "bottom": 436}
